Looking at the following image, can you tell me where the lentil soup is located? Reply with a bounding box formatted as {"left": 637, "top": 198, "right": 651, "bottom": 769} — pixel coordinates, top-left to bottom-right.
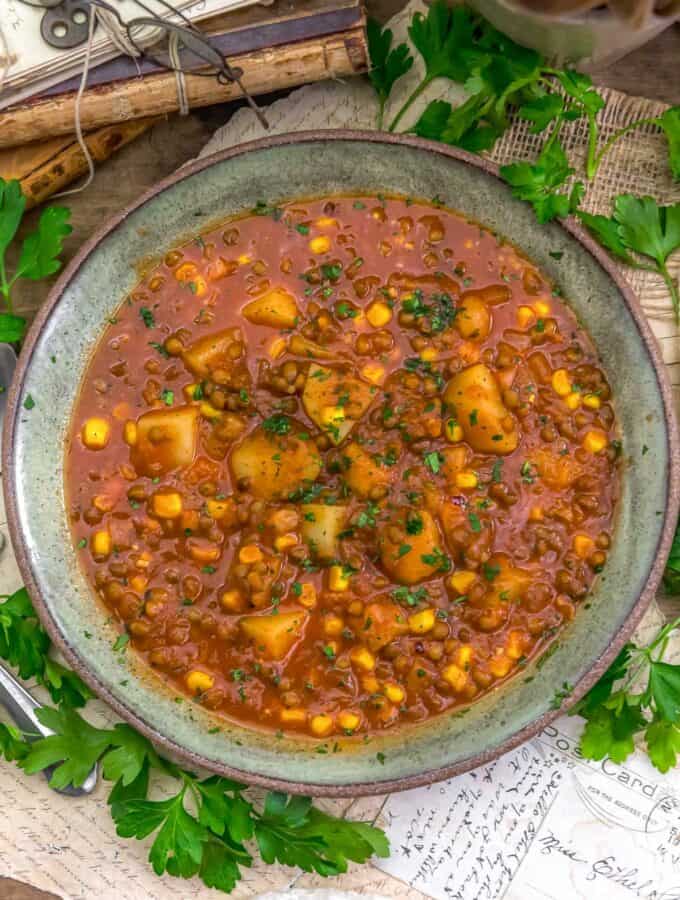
{"left": 66, "top": 195, "right": 619, "bottom": 740}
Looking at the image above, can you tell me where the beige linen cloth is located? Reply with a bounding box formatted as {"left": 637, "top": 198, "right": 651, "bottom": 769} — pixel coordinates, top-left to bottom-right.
{"left": 0, "top": 1, "right": 678, "bottom": 897}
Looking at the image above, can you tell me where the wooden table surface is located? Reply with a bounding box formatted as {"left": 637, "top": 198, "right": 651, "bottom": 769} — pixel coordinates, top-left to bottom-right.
{"left": 4, "top": 4, "right": 680, "bottom": 899}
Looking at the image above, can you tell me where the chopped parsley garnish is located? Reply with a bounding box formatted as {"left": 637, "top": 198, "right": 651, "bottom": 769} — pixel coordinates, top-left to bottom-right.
{"left": 423, "top": 451, "right": 443, "bottom": 474}
{"left": 139, "top": 307, "right": 155, "bottom": 328}
{"left": 263, "top": 414, "right": 291, "bottom": 435}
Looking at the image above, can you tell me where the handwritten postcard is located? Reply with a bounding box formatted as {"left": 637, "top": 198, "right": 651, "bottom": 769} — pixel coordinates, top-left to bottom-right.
{"left": 376, "top": 714, "right": 680, "bottom": 900}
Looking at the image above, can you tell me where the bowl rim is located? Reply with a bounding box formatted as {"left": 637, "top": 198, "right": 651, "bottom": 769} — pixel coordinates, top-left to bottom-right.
{"left": 4, "top": 129, "right": 679, "bottom": 797}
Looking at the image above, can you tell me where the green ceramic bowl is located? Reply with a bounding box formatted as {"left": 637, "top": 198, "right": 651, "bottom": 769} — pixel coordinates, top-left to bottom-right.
{"left": 4, "top": 132, "right": 678, "bottom": 795}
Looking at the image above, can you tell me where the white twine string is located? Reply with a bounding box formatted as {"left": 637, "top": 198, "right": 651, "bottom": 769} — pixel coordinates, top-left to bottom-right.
{"left": 168, "top": 31, "right": 189, "bottom": 116}
{"left": 54, "top": 6, "right": 100, "bottom": 198}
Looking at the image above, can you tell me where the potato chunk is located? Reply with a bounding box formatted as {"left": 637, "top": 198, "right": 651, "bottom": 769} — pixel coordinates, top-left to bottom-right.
{"left": 484, "top": 554, "right": 531, "bottom": 605}
{"left": 379, "top": 509, "right": 445, "bottom": 585}
{"left": 239, "top": 609, "right": 308, "bottom": 660}
{"left": 182, "top": 327, "right": 246, "bottom": 379}
{"left": 242, "top": 287, "right": 299, "bottom": 329}
{"left": 455, "top": 294, "right": 491, "bottom": 340}
{"left": 131, "top": 405, "right": 199, "bottom": 476}
{"left": 343, "top": 442, "right": 394, "bottom": 498}
{"left": 288, "top": 335, "right": 339, "bottom": 360}
{"left": 358, "top": 602, "right": 408, "bottom": 652}
{"left": 300, "top": 504, "right": 348, "bottom": 559}
{"left": 443, "top": 363, "right": 518, "bottom": 454}
{"left": 230, "top": 420, "right": 321, "bottom": 500}
{"left": 530, "top": 448, "right": 582, "bottom": 489}
{"left": 302, "top": 365, "right": 373, "bottom": 445}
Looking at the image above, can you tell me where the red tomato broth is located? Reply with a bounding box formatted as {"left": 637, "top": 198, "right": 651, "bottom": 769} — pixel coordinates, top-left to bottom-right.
{"left": 66, "top": 194, "right": 619, "bottom": 739}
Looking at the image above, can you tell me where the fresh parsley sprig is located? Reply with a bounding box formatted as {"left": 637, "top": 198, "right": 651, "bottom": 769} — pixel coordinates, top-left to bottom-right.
{"left": 368, "top": 4, "right": 680, "bottom": 189}
{"left": 0, "top": 587, "right": 92, "bottom": 707}
{"left": 579, "top": 196, "right": 680, "bottom": 320}
{"left": 0, "top": 588, "right": 388, "bottom": 893}
{"left": 366, "top": 18, "right": 414, "bottom": 130}
{"left": 0, "top": 178, "right": 71, "bottom": 345}
{"left": 572, "top": 617, "right": 680, "bottom": 773}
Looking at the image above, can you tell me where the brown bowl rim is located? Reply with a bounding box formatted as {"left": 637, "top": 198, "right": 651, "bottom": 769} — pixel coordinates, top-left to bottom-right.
{"left": 4, "top": 129, "right": 679, "bottom": 797}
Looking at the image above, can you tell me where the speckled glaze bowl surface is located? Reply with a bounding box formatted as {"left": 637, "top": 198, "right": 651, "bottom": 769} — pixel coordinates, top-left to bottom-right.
{"left": 4, "top": 132, "right": 679, "bottom": 796}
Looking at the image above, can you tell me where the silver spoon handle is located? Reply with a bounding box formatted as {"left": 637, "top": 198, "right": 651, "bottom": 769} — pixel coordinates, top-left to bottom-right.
{"left": 0, "top": 663, "right": 98, "bottom": 795}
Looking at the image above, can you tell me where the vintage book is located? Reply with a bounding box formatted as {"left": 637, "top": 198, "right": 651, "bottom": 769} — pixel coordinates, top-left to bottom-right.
{"left": 0, "top": 0, "right": 366, "bottom": 150}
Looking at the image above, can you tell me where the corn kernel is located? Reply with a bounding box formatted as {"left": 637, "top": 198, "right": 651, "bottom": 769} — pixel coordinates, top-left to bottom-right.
{"left": 123, "top": 421, "right": 137, "bottom": 446}
{"left": 362, "top": 675, "right": 380, "bottom": 693}
{"left": 408, "top": 608, "right": 436, "bottom": 634}
{"left": 93, "top": 494, "right": 114, "bottom": 512}
{"left": 324, "top": 614, "right": 345, "bottom": 637}
{"left": 280, "top": 707, "right": 307, "bottom": 725}
{"left": 239, "top": 544, "right": 263, "bottom": 565}
{"left": 135, "top": 550, "right": 152, "bottom": 569}
{"left": 573, "top": 534, "right": 595, "bottom": 559}
{"left": 328, "top": 564, "right": 350, "bottom": 592}
{"left": 200, "top": 402, "right": 222, "bottom": 420}
{"left": 455, "top": 470, "right": 478, "bottom": 490}
{"left": 442, "top": 664, "right": 467, "bottom": 693}
{"left": 207, "top": 499, "right": 231, "bottom": 520}
{"left": 186, "top": 670, "right": 214, "bottom": 693}
{"left": 320, "top": 406, "right": 346, "bottom": 430}
{"left": 529, "top": 506, "right": 544, "bottom": 522}
{"left": 269, "top": 337, "right": 287, "bottom": 359}
{"left": 151, "top": 491, "right": 183, "bottom": 519}
{"left": 308, "top": 235, "right": 331, "bottom": 254}
{"left": 82, "top": 417, "right": 110, "bottom": 450}
{"left": 517, "top": 305, "right": 535, "bottom": 328}
{"left": 129, "top": 575, "right": 148, "bottom": 594}
{"left": 534, "top": 300, "right": 551, "bottom": 317}
{"left": 183, "top": 383, "right": 199, "bottom": 401}
{"left": 350, "top": 646, "right": 375, "bottom": 671}
{"left": 384, "top": 683, "right": 405, "bottom": 704}
{"left": 315, "top": 216, "right": 338, "bottom": 229}
{"left": 449, "top": 570, "right": 476, "bottom": 594}
{"left": 583, "top": 430, "right": 607, "bottom": 453}
{"left": 506, "top": 631, "right": 525, "bottom": 660}
{"left": 221, "top": 589, "right": 243, "bottom": 612}
{"left": 189, "top": 543, "right": 220, "bottom": 564}
{"left": 583, "top": 393, "right": 601, "bottom": 409}
{"left": 420, "top": 347, "right": 438, "bottom": 362}
{"left": 337, "top": 711, "right": 361, "bottom": 732}
{"left": 565, "top": 391, "right": 581, "bottom": 410}
{"left": 489, "top": 653, "right": 513, "bottom": 679}
{"left": 91, "top": 529, "right": 112, "bottom": 558}
{"left": 445, "top": 419, "right": 464, "bottom": 443}
{"left": 237, "top": 254, "right": 252, "bottom": 266}
{"left": 457, "top": 645, "right": 474, "bottom": 668}
{"left": 310, "top": 714, "right": 334, "bottom": 737}
{"left": 365, "top": 300, "right": 392, "bottom": 328}
{"left": 551, "top": 369, "right": 571, "bottom": 397}
{"left": 297, "top": 583, "right": 317, "bottom": 609}
{"left": 361, "top": 363, "right": 386, "bottom": 384}
{"left": 175, "top": 262, "right": 198, "bottom": 281}
{"left": 274, "top": 533, "right": 297, "bottom": 553}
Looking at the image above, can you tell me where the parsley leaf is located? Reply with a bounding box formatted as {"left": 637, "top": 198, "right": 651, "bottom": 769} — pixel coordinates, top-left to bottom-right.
{"left": 14, "top": 205, "right": 72, "bottom": 282}
{"left": 579, "top": 196, "right": 680, "bottom": 319}
{"left": 501, "top": 139, "right": 584, "bottom": 223}
{"left": 658, "top": 106, "right": 680, "bottom": 182}
{"left": 0, "top": 179, "right": 71, "bottom": 344}
{"left": 366, "top": 18, "right": 414, "bottom": 129}
{"left": 664, "top": 519, "right": 680, "bottom": 592}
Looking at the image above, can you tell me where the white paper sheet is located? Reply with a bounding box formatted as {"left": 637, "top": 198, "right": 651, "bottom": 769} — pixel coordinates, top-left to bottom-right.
{"left": 0, "top": 0, "right": 262, "bottom": 96}
{"left": 376, "top": 715, "right": 680, "bottom": 900}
